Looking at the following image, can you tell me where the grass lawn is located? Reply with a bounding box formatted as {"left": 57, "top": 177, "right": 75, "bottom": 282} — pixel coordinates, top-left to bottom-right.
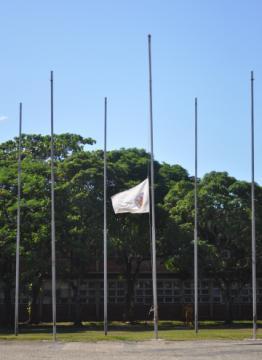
{"left": 0, "top": 321, "right": 261, "bottom": 342}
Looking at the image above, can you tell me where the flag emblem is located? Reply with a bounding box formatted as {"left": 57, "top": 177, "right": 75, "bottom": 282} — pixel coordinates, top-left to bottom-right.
{"left": 111, "top": 179, "right": 149, "bottom": 214}
{"left": 135, "top": 192, "right": 144, "bottom": 208}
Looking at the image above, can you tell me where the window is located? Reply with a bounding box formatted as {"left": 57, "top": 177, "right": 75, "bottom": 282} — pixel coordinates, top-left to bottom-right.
{"left": 213, "top": 296, "right": 220, "bottom": 303}
{"left": 241, "top": 296, "right": 249, "bottom": 303}
{"left": 184, "top": 297, "right": 193, "bottom": 303}
{"left": 201, "top": 289, "right": 209, "bottom": 295}
{"left": 200, "top": 296, "right": 209, "bottom": 303}
{"left": 184, "top": 289, "right": 192, "bottom": 295}
{"left": 107, "top": 280, "right": 126, "bottom": 303}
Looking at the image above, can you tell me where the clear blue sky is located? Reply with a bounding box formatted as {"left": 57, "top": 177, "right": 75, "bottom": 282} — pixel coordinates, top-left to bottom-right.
{"left": 0, "top": 0, "right": 261, "bottom": 182}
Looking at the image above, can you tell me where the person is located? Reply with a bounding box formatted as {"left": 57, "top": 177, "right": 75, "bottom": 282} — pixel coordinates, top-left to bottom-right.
{"left": 183, "top": 304, "right": 193, "bottom": 327}
{"left": 144, "top": 305, "right": 154, "bottom": 326}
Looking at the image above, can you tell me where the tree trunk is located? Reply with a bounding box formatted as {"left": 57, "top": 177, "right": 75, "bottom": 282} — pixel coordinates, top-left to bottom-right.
{"left": 95, "top": 259, "right": 100, "bottom": 321}
{"left": 224, "top": 299, "right": 233, "bottom": 324}
{"left": 3, "top": 282, "right": 12, "bottom": 328}
{"left": 125, "top": 277, "right": 135, "bottom": 322}
{"left": 223, "top": 283, "right": 233, "bottom": 325}
{"left": 72, "top": 279, "right": 82, "bottom": 327}
{"left": 28, "top": 283, "right": 41, "bottom": 324}
{"left": 123, "top": 257, "right": 143, "bottom": 322}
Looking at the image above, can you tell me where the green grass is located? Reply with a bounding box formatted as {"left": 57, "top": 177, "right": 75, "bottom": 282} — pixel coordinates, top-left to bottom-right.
{"left": 0, "top": 321, "right": 261, "bottom": 342}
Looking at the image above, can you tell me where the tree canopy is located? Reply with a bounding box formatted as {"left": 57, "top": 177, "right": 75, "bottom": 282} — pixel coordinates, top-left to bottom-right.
{"left": 0, "top": 133, "right": 261, "bottom": 325}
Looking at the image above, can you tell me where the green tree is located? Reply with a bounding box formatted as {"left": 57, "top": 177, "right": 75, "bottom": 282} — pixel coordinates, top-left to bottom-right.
{"left": 106, "top": 149, "right": 185, "bottom": 321}
{"left": 55, "top": 150, "right": 104, "bottom": 325}
{"left": 164, "top": 171, "right": 262, "bottom": 323}
{"left": 0, "top": 134, "right": 95, "bottom": 326}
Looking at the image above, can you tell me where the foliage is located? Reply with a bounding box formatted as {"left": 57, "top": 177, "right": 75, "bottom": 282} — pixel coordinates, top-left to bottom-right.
{"left": 0, "top": 134, "right": 261, "bottom": 325}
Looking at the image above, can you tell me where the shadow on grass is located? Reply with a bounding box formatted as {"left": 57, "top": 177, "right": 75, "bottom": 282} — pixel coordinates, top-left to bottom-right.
{"left": 0, "top": 320, "right": 261, "bottom": 335}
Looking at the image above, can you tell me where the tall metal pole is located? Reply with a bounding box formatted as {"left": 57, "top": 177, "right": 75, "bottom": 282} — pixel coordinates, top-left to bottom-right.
{"left": 251, "top": 70, "right": 257, "bottom": 340}
{"left": 194, "top": 98, "right": 198, "bottom": 334}
{"left": 50, "top": 71, "right": 57, "bottom": 341}
{"left": 104, "top": 97, "right": 108, "bottom": 335}
{"left": 148, "top": 34, "right": 158, "bottom": 339}
{"left": 14, "top": 102, "right": 22, "bottom": 336}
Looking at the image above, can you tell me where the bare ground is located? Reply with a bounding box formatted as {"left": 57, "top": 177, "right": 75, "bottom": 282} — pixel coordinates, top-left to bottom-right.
{"left": 1, "top": 340, "right": 262, "bottom": 360}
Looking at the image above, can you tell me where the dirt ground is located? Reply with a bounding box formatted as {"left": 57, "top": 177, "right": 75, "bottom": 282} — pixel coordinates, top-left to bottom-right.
{"left": 1, "top": 339, "right": 262, "bottom": 360}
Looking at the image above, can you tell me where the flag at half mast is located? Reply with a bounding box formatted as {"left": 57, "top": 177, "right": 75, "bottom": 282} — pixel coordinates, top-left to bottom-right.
{"left": 111, "top": 179, "right": 149, "bottom": 214}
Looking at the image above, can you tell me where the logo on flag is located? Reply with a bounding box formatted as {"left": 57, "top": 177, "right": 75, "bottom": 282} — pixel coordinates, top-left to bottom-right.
{"left": 135, "top": 192, "right": 144, "bottom": 208}
{"left": 111, "top": 179, "right": 150, "bottom": 214}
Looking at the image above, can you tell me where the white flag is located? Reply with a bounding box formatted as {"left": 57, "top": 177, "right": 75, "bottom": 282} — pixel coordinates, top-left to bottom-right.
{"left": 111, "top": 178, "right": 150, "bottom": 214}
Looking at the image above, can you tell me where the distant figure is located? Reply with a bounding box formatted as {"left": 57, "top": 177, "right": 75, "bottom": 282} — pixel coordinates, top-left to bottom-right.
{"left": 145, "top": 305, "right": 154, "bottom": 326}
{"left": 148, "top": 305, "right": 154, "bottom": 319}
{"left": 183, "top": 304, "right": 193, "bottom": 327}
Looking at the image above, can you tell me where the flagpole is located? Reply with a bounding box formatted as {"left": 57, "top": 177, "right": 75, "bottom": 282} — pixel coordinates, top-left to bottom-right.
{"left": 50, "top": 70, "right": 57, "bottom": 341}
{"left": 14, "top": 102, "right": 22, "bottom": 336}
{"left": 104, "top": 97, "right": 108, "bottom": 335}
{"left": 251, "top": 70, "right": 257, "bottom": 340}
{"left": 194, "top": 98, "right": 198, "bottom": 334}
{"left": 148, "top": 34, "right": 158, "bottom": 339}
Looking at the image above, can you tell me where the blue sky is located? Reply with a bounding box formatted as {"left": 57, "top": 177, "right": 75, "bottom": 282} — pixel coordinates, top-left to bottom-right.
{"left": 0, "top": 0, "right": 261, "bottom": 182}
